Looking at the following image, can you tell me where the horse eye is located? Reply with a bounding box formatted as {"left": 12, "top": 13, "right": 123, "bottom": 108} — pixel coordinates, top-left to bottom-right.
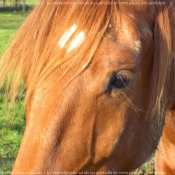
{"left": 111, "top": 75, "right": 130, "bottom": 90}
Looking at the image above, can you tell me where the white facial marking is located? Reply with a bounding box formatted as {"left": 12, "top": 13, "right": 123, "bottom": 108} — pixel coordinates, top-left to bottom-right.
{"left": 58, "top": 24, "right": 77, "bottom": 48}
{"left": 58, "top": 24, "right": 85, "bottom": 52}
{"left": 67, "top": 32, "right": 85, "bottom": 52}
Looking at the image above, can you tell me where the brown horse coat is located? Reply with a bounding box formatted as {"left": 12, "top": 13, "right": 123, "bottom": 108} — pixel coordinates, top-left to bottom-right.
{"left": 0, "top": 0, "right": 175, "bottom": 174}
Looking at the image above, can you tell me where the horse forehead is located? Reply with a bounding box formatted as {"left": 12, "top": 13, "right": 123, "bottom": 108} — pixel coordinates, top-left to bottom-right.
{"left": 117, "top": 17, "right": 141, "bottom": 55}
{"left": 117, "top": 11, "right": 153, "bottom": 53}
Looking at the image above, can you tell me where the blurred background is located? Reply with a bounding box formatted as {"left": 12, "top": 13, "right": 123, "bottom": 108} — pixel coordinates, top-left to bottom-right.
{"left": 0, "top": 1, "right": 35, "bottom": 173}
{"left": 0, "top": 1, "right": 155, "bottom": 174}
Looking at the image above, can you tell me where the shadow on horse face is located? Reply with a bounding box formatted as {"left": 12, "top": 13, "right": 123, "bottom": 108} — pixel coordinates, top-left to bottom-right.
{"left": 1, "top": 0, "right": 173, "bottom": 174}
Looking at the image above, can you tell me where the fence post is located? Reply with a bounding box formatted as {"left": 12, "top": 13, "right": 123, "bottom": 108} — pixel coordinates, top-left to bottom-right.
{"left": 3, "top": 0, "right": 6, "bottom": 7}
{"left": 15, "top": 0, "right": 18, "bottom": 6}
{"left": 22, "top": 0, "right": 26, "bottom": 11}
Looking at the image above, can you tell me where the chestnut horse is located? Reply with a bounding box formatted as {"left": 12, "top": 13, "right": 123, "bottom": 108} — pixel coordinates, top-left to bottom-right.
{"left": 0, "top": 0, "right": 175, "bottom": 174}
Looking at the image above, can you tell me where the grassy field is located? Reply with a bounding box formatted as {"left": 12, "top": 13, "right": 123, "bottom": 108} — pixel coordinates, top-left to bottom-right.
{"left": 0, "top": 0, "right": 37, "bottom": 7}
{"left": 0, "top": 7, "right": 155, "bottom": 175}
{"left": 0, "top": 11, "right": 31, "bottom": 57}
{"left": 0, "top": 10, "right": 31, "bottom": 174}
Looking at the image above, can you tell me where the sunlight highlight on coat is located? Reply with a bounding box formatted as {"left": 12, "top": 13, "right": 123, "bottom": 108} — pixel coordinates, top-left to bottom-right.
{"left": 143, "top": 27, "right": 152, "bottom": 37}
{"left": 121, "top": 21, "right": 141, "bottom": 55}
{"left": 134, "top": 40, "right": 141, "bottom": 54}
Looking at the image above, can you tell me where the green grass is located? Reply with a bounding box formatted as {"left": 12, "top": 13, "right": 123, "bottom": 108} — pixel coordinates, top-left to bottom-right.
{"left": 0, "top": 95, "right": 25, "bottom": 172}
{"left": 0, "top": 10, "right": 31, "bottom": 173}
{"left": 0, "top": 0, "right": 38, "bottom": 7}
{"left": 0, "top": 11, "right": 31, "bottom": 57}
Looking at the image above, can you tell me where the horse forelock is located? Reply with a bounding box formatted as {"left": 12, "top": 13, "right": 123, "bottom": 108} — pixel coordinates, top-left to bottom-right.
{"left": 0, "top": 0, "right": 117, "bottom": 104}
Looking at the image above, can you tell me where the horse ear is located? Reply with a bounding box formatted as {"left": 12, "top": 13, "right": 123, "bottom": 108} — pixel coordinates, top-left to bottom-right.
{"left": 148, "top": 0, "right": 175, "bottom": 128}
